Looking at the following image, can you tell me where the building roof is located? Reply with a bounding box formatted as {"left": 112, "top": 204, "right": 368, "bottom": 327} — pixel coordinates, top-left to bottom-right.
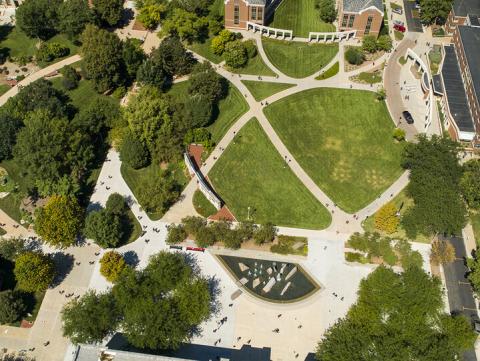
{"left": 458, "top": 25, "right": 480, "bottom": 102}
{"left": 342, "top": 0, "right": 383, "bottom": 13}
{"left": 441, "top": 45, "right": 475, "bottom": 133}
{"left": 452, "top": 0, "right": 480, "bottom": 17}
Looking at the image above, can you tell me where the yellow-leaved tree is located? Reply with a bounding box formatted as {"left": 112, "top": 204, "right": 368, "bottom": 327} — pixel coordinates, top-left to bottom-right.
{"left": 374, "top": 202, "right": 399, "bottom": 234}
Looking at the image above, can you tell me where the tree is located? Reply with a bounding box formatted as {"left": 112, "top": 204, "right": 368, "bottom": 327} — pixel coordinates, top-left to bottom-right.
{"left": 137, "top": 0, "right": 166, "bottom": 29}
{"left": 15, "top": 0, "right": 62, "bottom": 40}
{"left": 57, "top": 0, "right": 93, "bottom": 39}
{"left": 362, "top": 35, "right": 377, "bottom": 53}
{"left": 80, "top": 25, "right": 124, "bottom": 93}
{"left": 430, "top": 239, "right": 455, "bottom": 265}
{"left": 392, "top": 127, "right": 405, "bottom": 141}
{"left": 182, "top": 216, "right": 207, "bottom": 236}
{"left": 14, "top": 251, "right": 55, "bottom": 292}
{"left": 136, "top": 52, "right": 170, "bottom": 90}
{"left": 166, "top": 224, "right": 187, "bottom": 244}
{"left": 105, "top": 193, "right": 127, "bottom": 215}
{"left": 60, "top": 65, "right": 80, "bottom": 90}
{"left": 188, "top": 62, "right": 225, "bottom": 103}
{"left": 317, "top": 0, "right": 337, "bottom": 23}
{"left": 92, "top": 0, "right": 124, "bottom": 27}
{"left": 0, "top": 112, "right": 21, "bottom": 161}
{"left": 160, "top": 9, "right": 209, "bottom": 43}
{"left": 223, "top": 40, "right": 247, "bottom": 68}
{"left": 100, "top": 251, "right": 127, "bottom": 282}
{"left": 377, "top": 35, "right": 393, "bottom": 51}
{"left": 461, "top": 159, "right": 480, "bottom": 209}
{"left": 316, "top": 266, "right": 476, "bottom": 361}
{"left": 0, "top": 238, "right": 26, "bottom": 261}
{"left": 112, "top": 251, "right": 211, "bottom": 349}
{"left": 345, "top": 47, "right": 364, "bottom": 65}
{"left": 61, "top": 290, "right": 119, "bottom": 344}
{"left": 210, "top": 29, "right": 235, "bottom": 55}
{"left": 122, "top": 38, "right": 146, "bottom": 81}
{"left": 157, "top": 36, "right": 196, "bottom": 76}
{"left": 374, "top": 202, "right": 399, "bottom": 234}
{"left": 119, "top": 131, "right": 150, "bottom": 169}
{"left": 401, "top": 135, "right": 466, "bottom": 237}
{"left": 0, "top": 290, "right": 26, "bottom": 324}
{"left": 35, "top": 195, "right": 83, "bottom": 248}
{"left": 180, "top": 95, "right": 213, "bottom": 129}
{"left": 136, "top": 173, "right": 180, "bottom": 215}
{"left": 36, "top": 42, "right": 70, "bottom": 62}
{"left": 253, "top": 223, "right": 277, "bottom": 245}
{"left": 419, "top": 0, "right": 453, "bottom": 24}
{"left": 170, "top": 0, "right": 213, "bottom": 16}
{"left": 84, "top": 209, "right": 123, "bottom": 248}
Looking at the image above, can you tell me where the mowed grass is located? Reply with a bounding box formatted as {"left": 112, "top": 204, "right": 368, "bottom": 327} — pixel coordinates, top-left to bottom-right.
{"left": 187, "top": 37, "right": 223, "bottom": 64}
{"left": 209, "top": 118, "right": 331, "bottom": 229}
{"left": 264, "top": 88, "right": 404, "bottom": 213}
{"left": 241, "top": 80, "right": 295, "bottom": 101}
{"left": 228, "top": 53, "right": 276, "bottom": 77}
{"left": 167, "top": 79, "right": 249, "bottom": 144}
{"left": 262, "top": 38, "right": 338, "bottom": 78}
{"left": 269, "top": 0, "right": 335, "bottom": 37}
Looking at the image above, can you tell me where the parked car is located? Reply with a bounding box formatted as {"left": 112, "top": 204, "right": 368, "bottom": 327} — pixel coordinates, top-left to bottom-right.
{"left": 186, "top": 246, "right": 205, "bottom": 252}
{"left": 393, "top": 19, "right": 405, "bottom": 26}
{"left": 414, "top": 3, "right": 421, "bottom": 9}
{"left": 402, "top": 111, "right": 415, "bottom": 124}
{"left": 394, "top": 23, "right": 406, "bottom": 32}
{"left": 392, "top": 7, "right": 403, "bottom": 14}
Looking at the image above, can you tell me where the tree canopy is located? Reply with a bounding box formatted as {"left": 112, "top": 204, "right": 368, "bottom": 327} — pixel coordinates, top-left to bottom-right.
{"left": 16, "top": 0, "right": 62, "bottom": 40}
{"left": 14, "top": 251, "right": 55, "bottom": 292}
{"left": 92, "top": 0, "right": 124, "bottom": 27}
{"left": 461, "top": 159, "right": 480, "bottom": 210}
{"left": 419, "top": 0, "right": 453, "bottom": 24}
{"left": 99, "top": 251, "right": 127, "bottom": 282}
{"left": 0, "top": 290, "right": 26, "bottom": 325}
{"left": 57, "top": 0, "right": 93, "bottom": 39}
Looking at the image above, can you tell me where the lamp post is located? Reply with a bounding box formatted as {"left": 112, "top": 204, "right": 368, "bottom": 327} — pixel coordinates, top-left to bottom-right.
{"left": 247, "top": 206, "right": 251, "bottom": 220}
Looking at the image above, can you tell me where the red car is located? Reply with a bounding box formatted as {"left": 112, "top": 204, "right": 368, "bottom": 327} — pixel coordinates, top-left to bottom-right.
{"left": 394, "top": 23, "right": 406, "bottom": 33}
{"left": 186, "top": 246, "right": 205, "bottom": 252}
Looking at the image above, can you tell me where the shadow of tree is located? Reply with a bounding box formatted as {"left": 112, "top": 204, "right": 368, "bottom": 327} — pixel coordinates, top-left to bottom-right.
{"left": 50, "top": 252, "right": 74, "bottom": 288}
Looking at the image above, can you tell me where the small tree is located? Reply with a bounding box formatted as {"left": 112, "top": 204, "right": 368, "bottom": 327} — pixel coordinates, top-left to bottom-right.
{"left": 60, "top": 65, "right": 80, "bottom": 90}
{"left": 345, "top": 47, "right": 364, "bottom": 65}
{"left": 0, "top": 237, "right": 26, "bottom": 261}
{"left": 362, "top": 35, "right": 378, "bottom": 53}
{"left": 377, "top": 35, "right": 393, "bottom": 51}
{"left": 430, "top": 239, "right": 456, "bottom": 265}
{"left": 36, "top": 42, "right": 70, "bottom": 62}
{"left": 137, "top": 1, "right": 166, "bottom": 29}
{"left": 374, "top": 202, "right": 399, "bottom": 234}
{"left": 182, "top": 216, "right": 207, "bottom": 236}
{"left": 84, "top": 209, "right": 123, "bottom": 248}
{"left": 224, "top": 40, "right": 247, "bottom": 68}
{"left": 194, "top": 226, "right": 216, "bottom": 248}
{"left": 243, "top": 40, "right": 257, "bottom": 58}
{"left": 0, "top": 290, "right": 26, "bottom": 324}
{"left": 119, "top": 132, "right": 150, "bottom": 169}
{"left": 166, "top": 225, "right": 187, "bottom": 244}
{"left": 100, "top": 251, "right": 127, "bottom": 282}
{"left": 392, "top": 128, "right": 406, "bottom": 141}
{"left": 14, "top": 251, "right": 55, "bottom": 292}
{"left": 105, "top": 193, "right": 127, "bottom": 215}
{"left": 92, "top": 0, "right": 124, "bottom": 27}
{"left": 210, "top": 29, "right": 235, "bottom": 55}
{"left": 253, "top": 223, "right": 277, "bottom": 245}
{"left": 318, "top": 0, "right": 337, "bottom": 23}
{"left": 376, "top": 87, "right": 387, "bottom": 101}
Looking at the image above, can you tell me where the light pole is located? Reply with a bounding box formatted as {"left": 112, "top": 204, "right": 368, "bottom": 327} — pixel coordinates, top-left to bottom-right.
{"left": 247, "top": 206, "right": 251, "bottom": 220}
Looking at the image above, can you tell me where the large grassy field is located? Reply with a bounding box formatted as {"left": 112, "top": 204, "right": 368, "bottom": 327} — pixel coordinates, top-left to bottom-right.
{"left": 209, "top": 118, "right": 331, "bottom": 229}
{"left": 262, "top": 38, "right": 338, "bottom": 78}
{"left": 241, "top": 80, "right": 295, "bottom": 101}
{"left": 187, "top": 37, "right": 223, "bottom": 64}
{"left": 264, "top": 88, "right": 404, "bottom": 213}
{"left": 269, "top": 0, "right": 335, "bottom": 37}
{"left": 228, "top": 53, "right": 276, "bottom": 77}
{"left": 167, "top": 79, "right": 249, "bottom": 144}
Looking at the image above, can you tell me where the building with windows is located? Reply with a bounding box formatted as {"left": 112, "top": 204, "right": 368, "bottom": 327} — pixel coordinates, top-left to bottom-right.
{"left": 0, "top": 0, "right": 22, "bottom": 8}
{"left": 224, "top": 0, "right": 280, "bottom": 30}
{"left": 337, "top": 0, "right": 384, "bottom": 37}
{"left": 446, "top": 0, "right": 480, "bottom": 34}
{"left": 437, "top": 20, "right": 480, "bottom": 142}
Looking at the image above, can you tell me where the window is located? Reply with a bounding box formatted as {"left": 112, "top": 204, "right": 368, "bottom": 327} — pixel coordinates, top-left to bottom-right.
{"left": 234, "top": 5, "right": 239, "bottom": 24}
{"left": 342, "top": 14, "right": 349, "bottom": 27}
{"left": 258, "top": 7, "right": 263, "bottom": 20}
{"left": 251, "top": 7, "right": 257, "bottom": 20}
{"left": 364, "top": 16, "right": 373, "bottom": 34}
{"left": 348, "top": 15, "right": 355, "bottom": 28}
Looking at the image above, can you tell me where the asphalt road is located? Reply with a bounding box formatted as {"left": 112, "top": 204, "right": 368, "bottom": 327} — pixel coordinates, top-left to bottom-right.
{"left": 403, "top": 0, "right": 423, "bottom": 33}
{"left": 442, "top": 236, "right": 478, "bottom": 361}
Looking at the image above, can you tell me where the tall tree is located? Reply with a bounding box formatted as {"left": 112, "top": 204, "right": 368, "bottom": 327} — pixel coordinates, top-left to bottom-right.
{"left": 57, "top": 0, "right": 93, "bottom": 39}
{"left": 15, "top": 0, "right": 62, "bottom": 40}
{"left": 80, "top": 24, "right": 124, "bottom": 93}
{"left": 419, "top": 0, "right": 453, "bottom": 24}
{"left": 156, "top": 36, "right": 196, "bottom": 76}
{"left": 0, "top": 112, "right": 21, "bottom": 161}
{"left": 137, "top": 0, "right": 166, "bottom": 29}
{"left": 188, "top": 62, "right": 225, "bottom": 103}
{"left": 14, "top": 251, "right": 55, "bottom": 292}
{"left": 122, "top": 38, "right": 146, "bottom": 81}
{"left": 83, "top": 209, "right": 123, "bottom": 248}
{"left": 160, "top": 8, "right": 209, "bottom": 43}
{"left": 461, "top": 159, "right": 480, "bottom": 209}
{"left": 92, "top": 0, "right": 124, "bottom": 27}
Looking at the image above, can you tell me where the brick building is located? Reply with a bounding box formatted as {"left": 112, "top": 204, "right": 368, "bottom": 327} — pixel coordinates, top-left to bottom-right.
{"left": 224, "top": 0, "right": 280, "bottom": 30}
{"left": 446, "top": 0, "right": 480, "bottom": 34}
{"left": 438, "top": 20, "right": 480, "bottom": 142}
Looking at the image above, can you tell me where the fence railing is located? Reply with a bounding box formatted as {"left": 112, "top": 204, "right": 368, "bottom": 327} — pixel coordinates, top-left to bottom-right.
{"left": 308, "top": 30, "right": 356, "bottom": 42}
{"left": 246, "top": 21, "right": 293, "bottom": 39}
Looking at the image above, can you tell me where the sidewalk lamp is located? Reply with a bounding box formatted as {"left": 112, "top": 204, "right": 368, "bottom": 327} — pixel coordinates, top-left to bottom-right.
{"left": 247, "top": 206, "right": 251, "bottom": 220}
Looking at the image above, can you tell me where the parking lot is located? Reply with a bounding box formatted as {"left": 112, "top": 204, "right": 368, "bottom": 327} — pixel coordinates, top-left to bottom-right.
{"left": 403, "top": 0, "right": 423, "bottom": 33}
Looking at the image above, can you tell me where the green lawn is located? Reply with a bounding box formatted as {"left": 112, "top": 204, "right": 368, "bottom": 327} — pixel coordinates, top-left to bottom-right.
{"left": 262, "top": 38, "right": 338, "bottom": 78}
{"left": 193, "top": 189, "right": 217, "bottom": 218}
{"left": 470, "top": 213, "right": 480, "bottom": 247}
{"left": 269, "top": 0, "right": 335, "bottom": 37}
{"left": 355, "top": 71, "right": 383, "bottom": 84}
{"left": 362, "top": 189, "right": 431, "bottom": 243}
{"left": 241, "top": 80, "right": 295, "bottom": 101}
{"left": 264, "top": 88, "right": 404, "bottom": 213}
{"left": 0, "top": 84, "right": 11, "bottom": 96}
{"left": 315, "top": 61, "right": 339, "bottom": 80}
{"left": 187, "top": 37, "right": 223, "bottom": 64}
{"left": 0, "top": 159, "right": 30, "bottom": 224}
{"left": 228, "top": 53, "right": 276, "bottom": 77}
{"left": 209, "top": 118, "right": 331, "bottom": 229}
{"left": 167, "top": 79, "right": 249, "bottom": 144}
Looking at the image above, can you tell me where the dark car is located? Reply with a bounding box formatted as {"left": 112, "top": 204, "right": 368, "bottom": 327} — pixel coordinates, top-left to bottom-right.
{"left": 402, "top": 111, "right": 414, "bottom": 124}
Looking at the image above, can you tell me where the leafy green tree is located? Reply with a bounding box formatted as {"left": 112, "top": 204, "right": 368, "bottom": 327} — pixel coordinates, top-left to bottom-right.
{"left": 84, "top": 209, "right": 123, "bottom": 248}
{"left": 35, "top": 195, "right": 83, "bottom": 248}
{"left": 224, "top": 40, "right": 247, "bottom": 68}
{"left": 14, "top": 251, "right": 55, "bottom": 292}
{"left": 419, "top": 0, "right": 453, "bottom": 24}
{"left": 61, "top": 289, "right": 119, "bottom": 344}
{"left": 16, "top": 0, "right": 62, "bottom": 40}
{"left": 105, "top": 193, "right": 127, "bottom": 215}
{"left": 171, "top": 0, "right": 213, "bottom": 16}
{"left": 0, "top": 238, "right": 26, "bottom": 261}
{"left": 80, "top": 24, "right": 124, "bottom": 93}
{"left": 136, "top": 52, "right": 170, "bottom": 90}
{"left": 377, "top": 35, "right": 393, "bottom": 51}
{"left": 0, "top": 112, "right": 21, "bottom": 161}
{"left": 0, "top": 290, "right": 26, "bottom": 324}
{"left": 345, "top": 47, "right": 364, "bottom": 65}
{"left": 136, "top": 173, "right": 180, "bottom": 215}
{"left": 119, "top": 131, "right": 150, "bottom": 169}
{"left": 92, "top": 0, "right": 124, "bottom": 27}
{"left": 244, "top": 39, "right": 257, "bottom": 58}
{"left": 137, "top": 0, "right": 166, "bottom": 29}
{"left": 181, "top": 216, "right": 207, "bottom": 236}
{"left": 180, "top": 95, "right": 212, "bottom": 129}
{"left": 160, "top": 8, "right": 209, "bottom": 43}
{"left": 467, "top": 252, "right": 480, "bottom": 296}
{"left": 100, "top": 251, "right": 127, "bottom": 282}
{"left": 57, "top": 0, "right": 93, "bottom": 39}
{"left": 253, "top": 223, "right": 277, "bottom": 245}
{"left": 362, "top": 35, "right": 377, "bottom": 53}
{"left": 112, "top": 251, "right": 211, "bottom": 349}
{"left": 157, "top": 36, "right": 196, "bottom": 76}
{"left": 317, "top": 0, "right": 337, "bottom": 23}
{"left": 188, "top": 62, "right": 225, "bottom": 103}
{"left": 210, "top": 29, "right": 235, "bottom": 55}
{"left": 60, "top": 65, "right": 80, "bottom": 90}
{"left": 36, "top": 42, "right": 70, "bottom": 62}
{"left": 461, "top": 159, "right": 480, "bottom": 209}
{"left": 401, "top": 135, "right": 466, "bottom": 237}
{"left": 122, "top": 38, "right": 146, "bottom": 81}
{"left": 166, "top": 224, "right": 187, "bottom": 244}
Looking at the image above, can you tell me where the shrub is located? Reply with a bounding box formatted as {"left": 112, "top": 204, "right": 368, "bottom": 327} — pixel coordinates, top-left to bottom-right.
{"left": 166, "top": 224, "right": 187, "bottom": 244}
{"left": 61, "top": 65, "right": 80, "bottom": 90}
{"left": 182, "top": 216, "right": 207, "bottom": 236}
{"left": 243, "top": 40, "right": 257, "bottom": 58}
{"left": 119, "top": 131, "right": 150, "bottom": 169}
{"left": 374, "top": 202, "right": 399, "bottom": 234}
{"left": 99, "top": 251, "right": 127, "bottom": 283}
{"left": 111, "top": 86, "right": 127, "bottom": 100}
{"left": 0, "top": 290, "right": 26, "bottom": 324}
{"left": 36, "top": 42, "right": 70, "bottom": 62}
{"left": 106, "top": 193, "right": 127, "bottom": 215}
{"left": 345, "top": 47, "right": 364, "bottom": 65}
{"left": 377, "top": 35, "right": 393, "bottom": 51}
{"left": 317, "top": 0, "right": 337, "bottom": 23}
{"left": 210, "top": 29, "right": 235, "bottom": 55}
{"left": 253, "top": 222, "right": 277, "bottom": 245}
{"left": 362, "top": 35, "right": 378, "bottom": 53}
{"left": 224, "top": 40, "right": 247, "bottom": 68}
{"left": 345, "top": 252, "right": 365, "bottom": 263}
{"left": 84, "top": 209, "right": 123, "bottom": 248}
{"left": 392, "top": 128, "right": 406, "bottom": 141}
{"left": 223, "top": 230, "right": 243, "bottom": 249}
